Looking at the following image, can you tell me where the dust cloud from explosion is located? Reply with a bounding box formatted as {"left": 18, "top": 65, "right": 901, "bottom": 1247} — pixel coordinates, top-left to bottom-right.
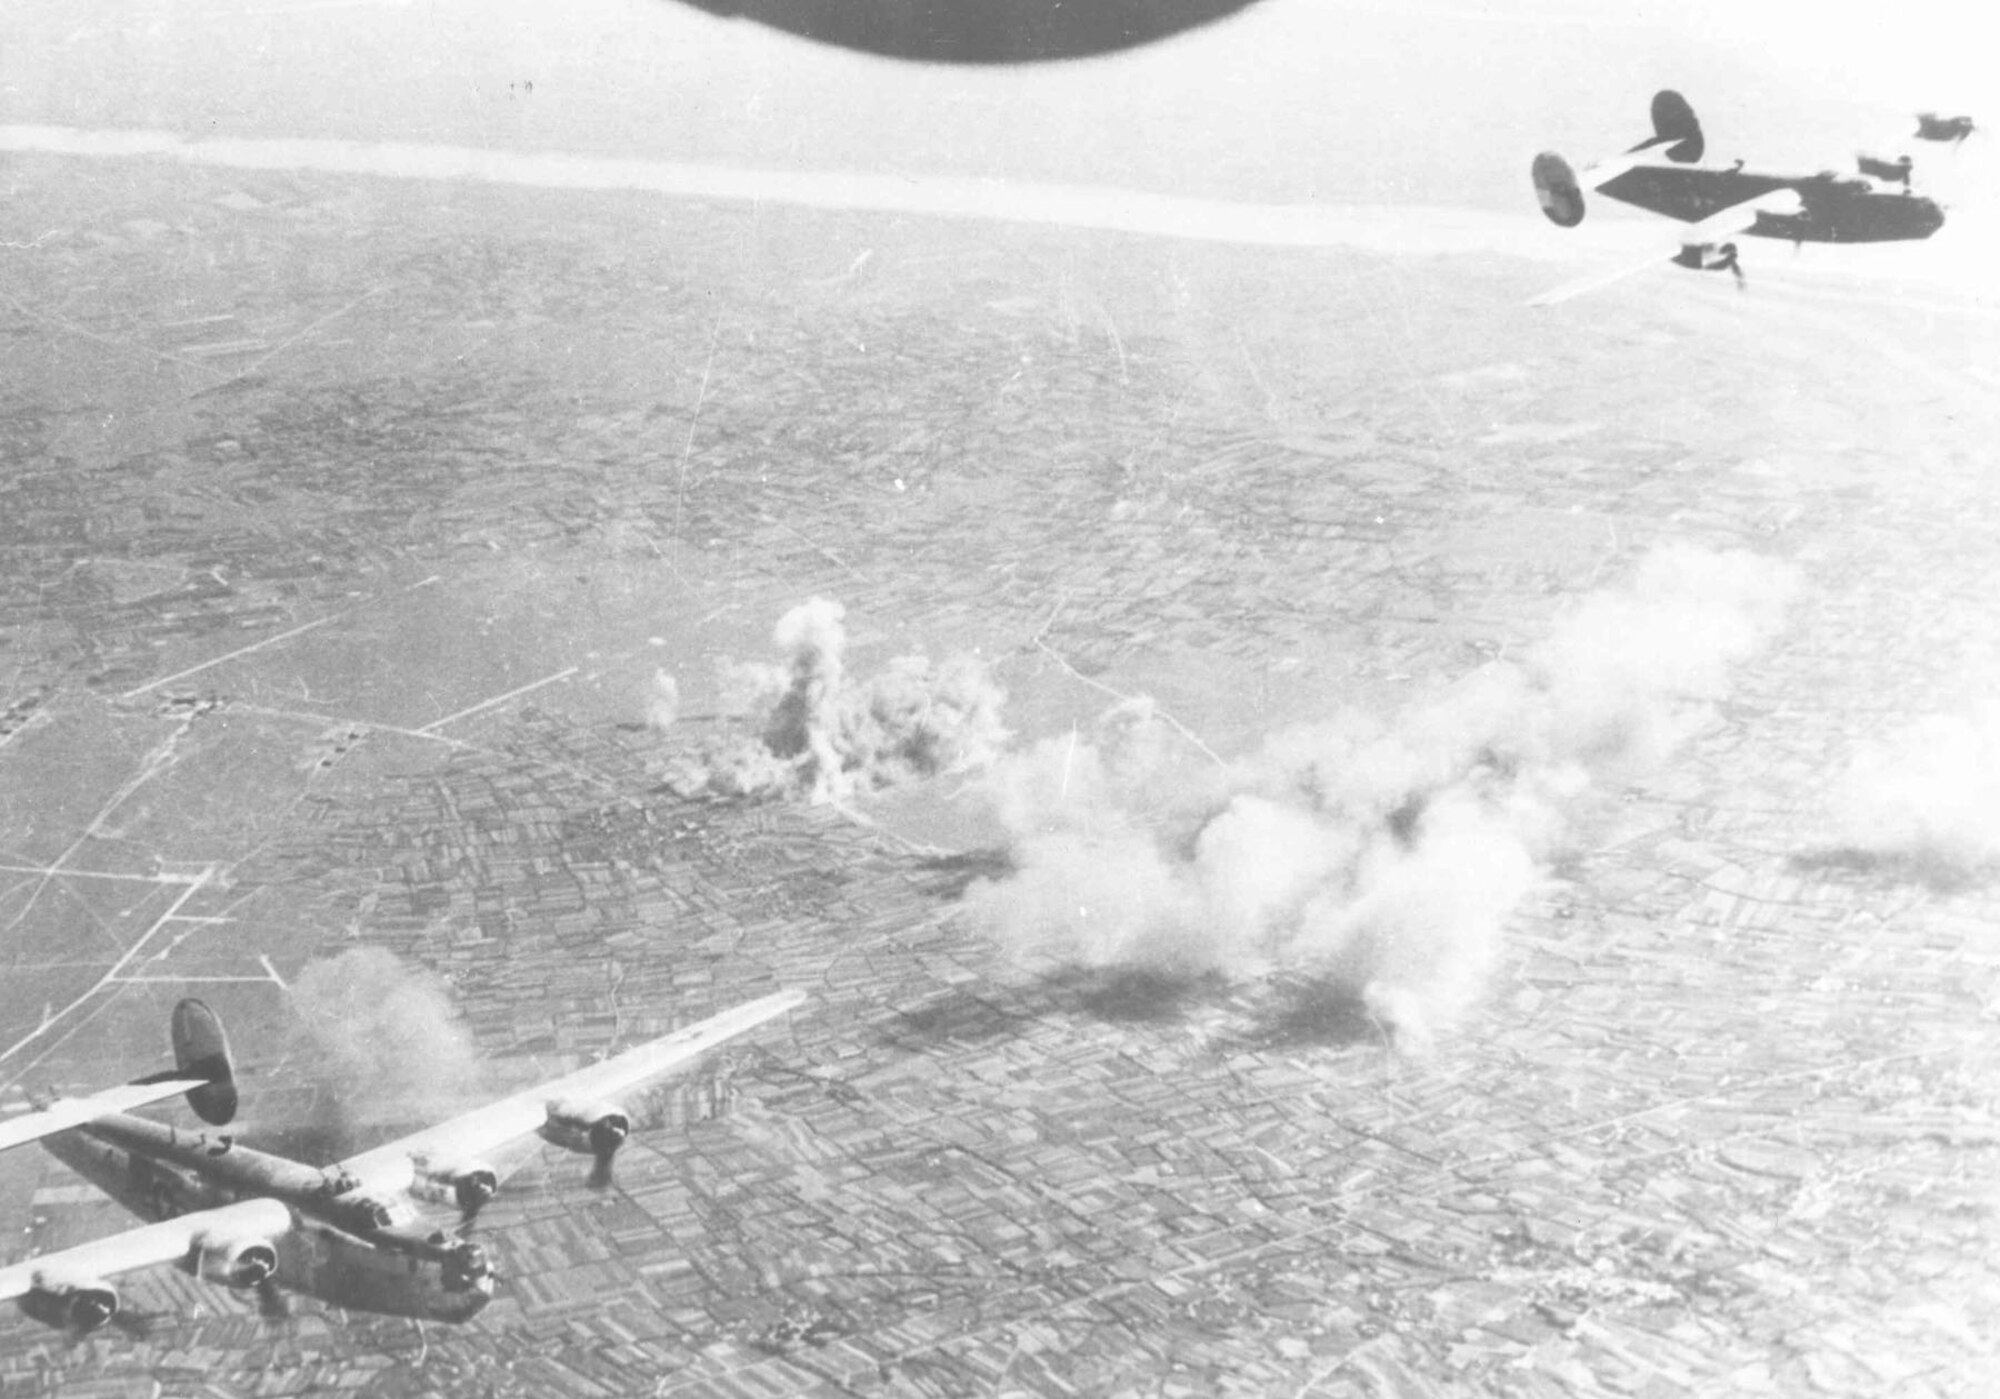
{"left": 290, "top": 947, "right": 483, "bottom": 1136}
{"left": 664, "top": 545, "right": 1801, "bottom": 1049}
{"left": 966, "top": 544, "right": 1799, "bottom": 1051}
{"left": 1828, "top": 696, "right": 2000, "bottom": 876}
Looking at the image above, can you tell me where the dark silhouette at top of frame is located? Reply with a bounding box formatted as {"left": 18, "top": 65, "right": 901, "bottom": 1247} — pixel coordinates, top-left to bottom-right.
{"left": 669, "top": 0, "right": 1267, "bottom": 64}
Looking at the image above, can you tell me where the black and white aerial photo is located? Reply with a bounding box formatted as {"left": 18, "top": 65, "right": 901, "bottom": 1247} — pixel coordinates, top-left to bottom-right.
{"left": 2, "top": 1, "right": 1995, "bottom": 1394}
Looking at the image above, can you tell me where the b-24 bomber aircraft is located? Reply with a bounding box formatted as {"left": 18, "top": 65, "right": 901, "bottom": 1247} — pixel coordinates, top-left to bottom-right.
{"left": 1913, "top": 112, "right": 1976, "bottom": 145}
{"left": 1528, "top": 90, "right": 1949, "bottom": 304}
{"left": 0, "top": 990, "right": 806, "bottom": 1334}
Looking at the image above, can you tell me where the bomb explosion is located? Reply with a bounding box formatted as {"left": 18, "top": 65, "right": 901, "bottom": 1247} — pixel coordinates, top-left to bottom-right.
{"left": 962, "top": 544, "right": 1800, "bottom": 1050}
{"left": 1826, "top": 695, "right": 2000, "bottom": 878}
{"left": 663, "top": 596, "right": 1011, "bottom": 804}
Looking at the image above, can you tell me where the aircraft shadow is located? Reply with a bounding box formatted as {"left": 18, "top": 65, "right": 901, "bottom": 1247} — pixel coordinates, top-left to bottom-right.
{"left": 1789, "top": 845, "right": 1990, "bottom": 895}
{"left": 911, "top": 848, "right": 1015, "bottom": 902}
{"left": 874, "top": 969, "right": 1218, "bottom": 1058}
{"left": 1037, "top": 965, "right": 1231, "bottom": 1024}
{"left": 1214, "top": 976, "right": 1383, "bottom": 1051}
{"left": 878, "top": 989, "right": 1046, "bottom": 1052}
{"left": 880, "top": 966, "right": 1381, "bottom": 1052}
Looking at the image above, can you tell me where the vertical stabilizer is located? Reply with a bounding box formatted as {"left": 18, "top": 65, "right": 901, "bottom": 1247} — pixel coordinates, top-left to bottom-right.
{"left": 170, "top": 999, "right": 238, "bottom": 1126}
{"left": 1639, "top": 90, "right": 1705, "bottom": 163}
{"left": 1532, "top": 152, "right": 1587, "bottom": 226}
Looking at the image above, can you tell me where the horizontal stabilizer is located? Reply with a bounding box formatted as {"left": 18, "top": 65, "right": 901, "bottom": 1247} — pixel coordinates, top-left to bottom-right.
{"left": 1572, "top": 148, "right": 1666, "bottom": 193}
{"left": 0, "top": 1079, "right": 208, "bottom": 1154}
{"left": 1575, "top": 90, "right": 1706, "bottom": 200}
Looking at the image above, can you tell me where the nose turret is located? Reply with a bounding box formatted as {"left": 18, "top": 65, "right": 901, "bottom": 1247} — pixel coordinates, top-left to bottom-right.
{"left": 443, "top": 1240, "right": 491, "bottom": 1290}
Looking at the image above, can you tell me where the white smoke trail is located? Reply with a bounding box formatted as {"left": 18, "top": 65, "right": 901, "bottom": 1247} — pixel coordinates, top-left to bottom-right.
{"left": 965, "top": 545, "right": 1800, "bottom": 1050}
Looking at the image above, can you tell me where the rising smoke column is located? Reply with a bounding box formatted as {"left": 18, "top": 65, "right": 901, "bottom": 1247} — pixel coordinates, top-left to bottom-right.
{"left": 1826, "top": 696, "right": 2000, "bottom": 875}
{"left": 290, "top": 947, "right": 484, "bottom": 1138}
{"left": 964, "top": 544, "right": 1800, "bottom": 1050}
{"left": 670, "top": 596, "right": 1010, "bottom": 803}
{"left": 646, "top": 669, "right": 681, "bottom": 731}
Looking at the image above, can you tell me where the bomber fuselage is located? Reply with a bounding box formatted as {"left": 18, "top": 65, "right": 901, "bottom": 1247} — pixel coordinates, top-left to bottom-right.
{"left": 41, "top": 1113, "right": 493, "bottom": 1322}
{"left": 1598, "top": 165, "right": 1946, "bottom": 243}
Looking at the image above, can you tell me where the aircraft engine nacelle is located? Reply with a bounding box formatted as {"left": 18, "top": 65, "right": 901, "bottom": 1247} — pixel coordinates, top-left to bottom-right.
{"left": 188, "top": 1226, "right": 279, "bottom": 1289}
{"left": 20, "top": 1270, "right": 120, "bottom": 1333}
{"left": 1533, "top": 152, "right": 1586, "bottom": 227}
{"left": 412, "top": 1160, "right": 500, "bottom": 1214}
{"left": 540, "top": 1101, "right": 630, "bottom": 1159}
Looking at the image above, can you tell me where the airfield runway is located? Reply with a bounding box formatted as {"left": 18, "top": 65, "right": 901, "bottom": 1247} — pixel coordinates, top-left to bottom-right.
{"left": 1, "top": 125, "right": 1997, "bottom": 1399}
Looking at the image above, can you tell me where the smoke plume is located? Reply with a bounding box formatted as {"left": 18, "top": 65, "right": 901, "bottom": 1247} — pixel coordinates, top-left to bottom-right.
{"left": 289, "top": 947, "right": 484, "bottom": 1137}
{"left": 646, "top": 668, "right": 681, "bottom": 731}
{"left": 672, "top": 596, "right": 1009, "bottom": 802}
{"left": 1826, "top": 697, "right": 2000, "bottom": 876}
{"left": 964, "top": 545, "right": 1799, "bottom": 1051}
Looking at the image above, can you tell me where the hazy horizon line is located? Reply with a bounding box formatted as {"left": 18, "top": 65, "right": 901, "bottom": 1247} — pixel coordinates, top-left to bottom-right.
{"left": 5, "top": 123, "right": 1992, "bottom": 305}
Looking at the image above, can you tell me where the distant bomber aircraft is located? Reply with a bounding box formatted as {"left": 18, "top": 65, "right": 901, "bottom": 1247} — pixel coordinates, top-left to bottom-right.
{"left": 1914, "top": 112, "right": 1976, "bottom": 144}
{"left": 666, "top": 0, "right": 1266, "bottom": 63}
{"left": 1528, "top": 91, "right": 1948, "bottom": 305}
{"left": 0, "top": 992, "right": 805, "bottom": 1333}
{"left": 1855, "top": 152, "right": 1912, "bottom": 190}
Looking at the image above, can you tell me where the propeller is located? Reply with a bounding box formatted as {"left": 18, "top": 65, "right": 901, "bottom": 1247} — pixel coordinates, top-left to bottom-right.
{"left": 50, "top": 1303, "right": 135, "bottom": 1352}
{"left": 52, "top": 1294, "right": 119, "bottom": 1348}
{"left": 455, "top": 1171, "right": 498, "bottom": 1229}
{"left": 585, "top": 1117, "right": 627, "bottom": 1191}
{"left": 1721, "top": 243, "right": 1746, "bottom": 289}
{"left": 109, "top": 1307, "right": 161, "bottom": 1341}
{"left": 255, "top": 1277, "right": 291, "bottom": 1320}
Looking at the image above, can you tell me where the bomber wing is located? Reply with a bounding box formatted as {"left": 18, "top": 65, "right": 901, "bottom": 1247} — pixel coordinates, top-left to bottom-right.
{"left": 1528, "top": 188, "right": 1803, "bottom": 307}
{"left": 1593, "top": 164, "right": 1797, "bottom": 225}
{"left": 0, "top": 1196, "right": 293, "bottom": 1305}
{"left": 0, "top": 1079, "right": 209, "bottom": 1154}
{"left": 335, "top": 989, "right": 808, "bottom": 1201}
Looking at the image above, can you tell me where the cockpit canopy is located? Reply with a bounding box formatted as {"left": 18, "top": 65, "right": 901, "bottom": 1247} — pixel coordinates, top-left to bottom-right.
{"left": 323, "top": 1189, "right": 399, "bottom": 1236}
{"left": 314, "top": 1167, "right": 363, "bottom": 1197}
{"left": 445, "top": 1240, "right": 491, "bottom": 1287}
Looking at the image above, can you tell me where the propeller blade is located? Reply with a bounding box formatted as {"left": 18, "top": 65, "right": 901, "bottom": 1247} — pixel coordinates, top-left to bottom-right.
{"left": 256, "top": 1278, "right": 291, "bottom": 1320}
{"left": 455, "top": 1171, "right": 497, "bottom": 1229}
{"left": 62, "top": 1301, "right": 116, "bottom": 1347}
{"left": 110, "top": 1308, "right": 160, "bottom": 1341}
{"left": 585, "top": 1115, "right": 626, "bottom": 1190}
